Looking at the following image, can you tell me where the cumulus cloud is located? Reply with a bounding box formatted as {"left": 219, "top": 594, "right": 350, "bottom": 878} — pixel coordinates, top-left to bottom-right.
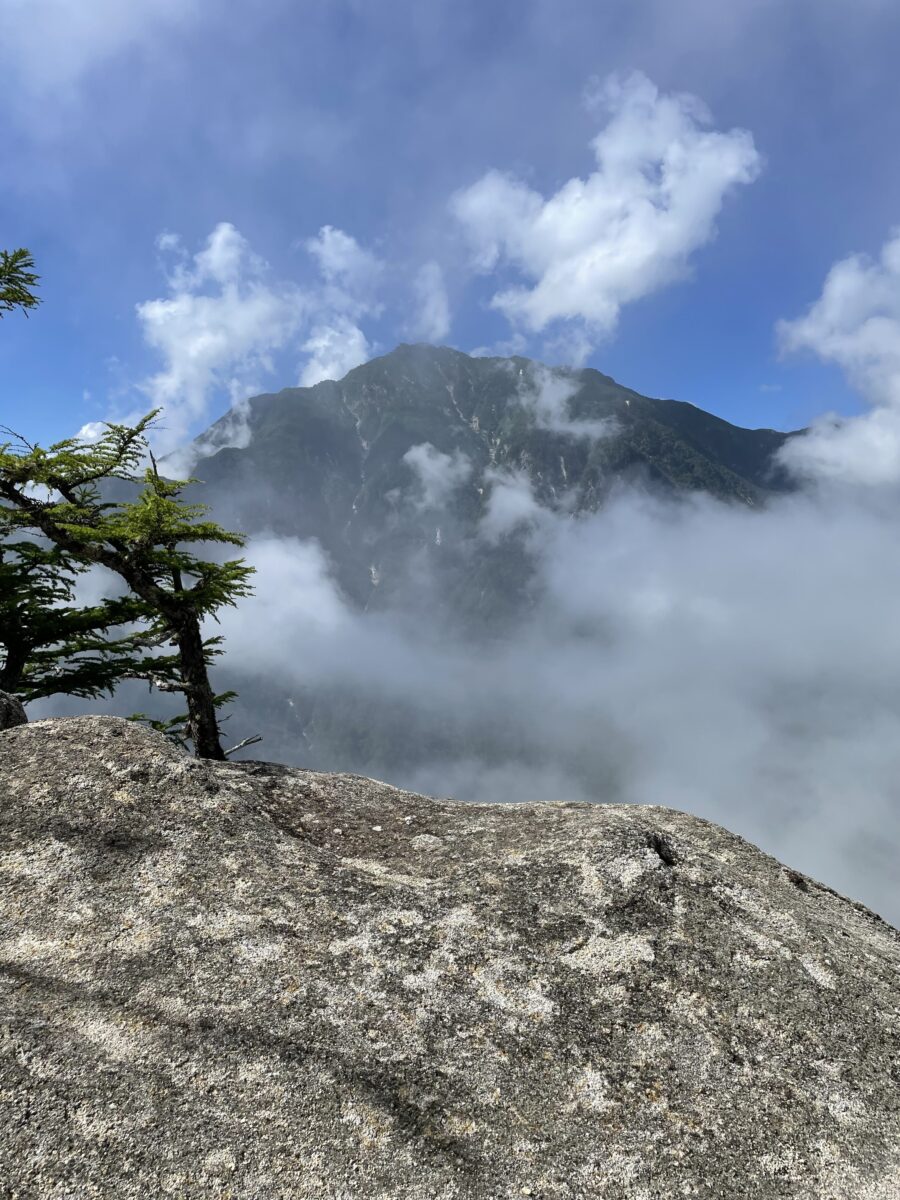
{"left": 75, "top": 421, "right": 110, "bottom": 444}
{"left": 297, "top": 226, "right": 384, "bottom": 386}
{"left": 451, "top": 71, "right": 761, "bottom": 353}
{"left": 409, "top": 262, "right": 451, "bottom": 343}
{"left": 403, "top": 443, "right": 472, "bottom": 510}
{"left": 78, "top": 221, "right": 384, "bottom": 458}
{"left": 778, "top": 230, "right": 900, "bottom": 484}
{"left": 136, "top": 223, "right": 309, "bottom": 457}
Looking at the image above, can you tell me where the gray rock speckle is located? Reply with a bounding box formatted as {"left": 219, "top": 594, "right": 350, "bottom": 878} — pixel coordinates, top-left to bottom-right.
{"left": 0, "top": 689, "right": 27, "bottom": 731}
{"left": 0, "top": 716, "right": 898, "bottom": 1198}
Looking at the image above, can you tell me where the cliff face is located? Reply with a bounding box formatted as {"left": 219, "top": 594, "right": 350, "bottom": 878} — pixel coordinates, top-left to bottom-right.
{"left": 1, "top": 716, "right": 898, "bottom": 1199}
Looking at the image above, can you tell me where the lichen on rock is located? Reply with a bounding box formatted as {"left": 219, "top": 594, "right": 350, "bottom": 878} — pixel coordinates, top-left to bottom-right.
{"left": 0, "top": 715, "right": 898, "bottom": 1198}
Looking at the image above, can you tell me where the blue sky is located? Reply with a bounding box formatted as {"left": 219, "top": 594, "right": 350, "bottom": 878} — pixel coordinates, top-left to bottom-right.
{"left": 3, "top": 0, "right": 900, "bottom": 449}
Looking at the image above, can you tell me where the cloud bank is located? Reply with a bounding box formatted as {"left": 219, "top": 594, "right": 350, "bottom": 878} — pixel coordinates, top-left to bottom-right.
{"left": 42, "top": 418, "right": 900, "bottom": 928}
{"left": 195, "top": 252, "right": 900, "bottom": 928}
{"left": 207, "top": 475, "right": 900, "bottom": 926}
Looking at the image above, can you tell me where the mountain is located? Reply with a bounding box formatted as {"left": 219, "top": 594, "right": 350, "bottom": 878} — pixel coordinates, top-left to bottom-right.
{"left": 169, "top": 344, "right": 800, "bottom": 782}
{"left": 2, "top": 714, "right": 897, "bottom": 1198}
{"left": 187, "top": 344, "right": 796, "bottom": 612}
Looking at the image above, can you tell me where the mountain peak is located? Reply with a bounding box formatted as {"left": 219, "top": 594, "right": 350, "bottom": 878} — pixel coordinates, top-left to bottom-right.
{"left": 187, "top": 346, "right": 795, "bottom": 631}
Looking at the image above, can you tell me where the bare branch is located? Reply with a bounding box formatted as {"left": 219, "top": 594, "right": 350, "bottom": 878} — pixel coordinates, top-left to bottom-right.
{"left": 224, "top": 734, "right": 263, "bottom": 757}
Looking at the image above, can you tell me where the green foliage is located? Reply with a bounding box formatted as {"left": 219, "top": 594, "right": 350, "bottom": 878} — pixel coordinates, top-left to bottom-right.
{"left": 130, "top": 683, "right": 239, "bottom": 750}
{"left": 0, "top": 248, "right": 41, "bottom": 318}
{"left": 0, "top": 244, "right": 254, "bottom": 757}
{"left": 0, "top": 244, "right": 159, "bottom": 703}
{"left": 0, "top": 413, "right": 255, "bottom": 758}
{"left": 0, "top": 535, "right": 179, "bottom": 702}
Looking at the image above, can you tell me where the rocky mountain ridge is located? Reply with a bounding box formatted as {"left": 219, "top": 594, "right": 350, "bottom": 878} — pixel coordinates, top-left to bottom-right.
{"left": 187, "top": 344, "right": 797, "bottom": 611}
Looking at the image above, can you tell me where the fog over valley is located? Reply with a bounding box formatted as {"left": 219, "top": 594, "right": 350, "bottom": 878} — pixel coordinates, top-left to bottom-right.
{"left": 39, "top": 335, "right": 900, "bottom": 927}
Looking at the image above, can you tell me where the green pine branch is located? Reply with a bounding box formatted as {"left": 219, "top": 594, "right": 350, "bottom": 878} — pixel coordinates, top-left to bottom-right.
{"left": 0, "top": 249, "right": 41, "bottom": 318}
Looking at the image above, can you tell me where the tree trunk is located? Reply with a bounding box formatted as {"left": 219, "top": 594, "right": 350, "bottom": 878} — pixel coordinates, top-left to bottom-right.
{"left": 0, "top": 638, "right": 28, "bottom": 695}
{"left": 175, "top": 615, "right": 225, "bottom": 760}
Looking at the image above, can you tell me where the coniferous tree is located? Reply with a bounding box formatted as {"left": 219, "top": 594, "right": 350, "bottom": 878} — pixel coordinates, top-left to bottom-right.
{"left": 0, "top": 535, "right": 178, "bottom": 702}
{"left": 0, "top": 246, "right": 173, "bottom": 708}
{"left": 0, "top": 415, "right": 255, "bottom": 759}
{"left": 0, "top": 248, "right": 41, "bottom": 317}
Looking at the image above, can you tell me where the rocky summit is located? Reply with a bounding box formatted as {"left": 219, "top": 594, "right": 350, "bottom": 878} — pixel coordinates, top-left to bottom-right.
{"left": 189, "top": 345, "right": 797, "bottom": 613}
{"left": 1, "top": 717, "right": 898, "bottom": 1199}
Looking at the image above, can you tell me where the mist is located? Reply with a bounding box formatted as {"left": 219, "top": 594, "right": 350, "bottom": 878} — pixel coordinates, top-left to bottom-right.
{"left": 183, "top": 467, "right": 898, "bottom": 926}
{"left": 27, "top": 343, "right": 900, "bottom": 926}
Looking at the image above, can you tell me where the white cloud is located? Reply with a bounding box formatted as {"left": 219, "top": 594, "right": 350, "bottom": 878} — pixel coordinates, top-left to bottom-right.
{"left": 403, "top": 443, "right": 472, "bottom": 509}
{"left": 299, "top": 318, "right": 371, "bottom": 387}
{"left": 82, "top": 221, "right": 383, "bottom": 459}
{"left": 0, "top": 0, "right": 200, "bottom": 93}
{"left": 779, "top": 231, "right": 900, "bottom": 406}
{"left": 480, "top": 468, "right": 547, "bottom": 541}
{"left": 190, "top": 223, "right": 263, "bottom": 287}
{"left": 296, "top": 227, "right": 384, "bottom": 386}
{"left": 305, "top": 225, "right": 383, "bottom": 316}
{"left": 540, "top": 325, "right": 596, "bottom": 370}
{"left": 451, "top": 71, "right": 761, "bottom": 352}
{"left": 519, "top": 363, "right": 616, "bottom": 438}
{"left": 409, "top": 262, "right": 451, "bottom": 343}
{"left": 136, "top": 223, "right": 309, "bottom": 456}
{"left": 220, "top": 536, "right": 351, "bottom": 675}
{"left": 778, "top": 230, "right": 900, "bottom": 484}
{"left": 779, "top": 408, "right": 900, "bottom": 488}
{"left": 155, "top": 231, "right": 182, "bottom": 254}
{"left": 75, "top": 420, "right": 109, "bottom": 443}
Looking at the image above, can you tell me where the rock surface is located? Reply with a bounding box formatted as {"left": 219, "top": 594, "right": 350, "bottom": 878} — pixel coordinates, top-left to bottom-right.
{"left": 0, "top": 690, "right": 27, "bottom": 731}
{"left": 0, "top": 716, "right": 898, "bottom": 1199}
